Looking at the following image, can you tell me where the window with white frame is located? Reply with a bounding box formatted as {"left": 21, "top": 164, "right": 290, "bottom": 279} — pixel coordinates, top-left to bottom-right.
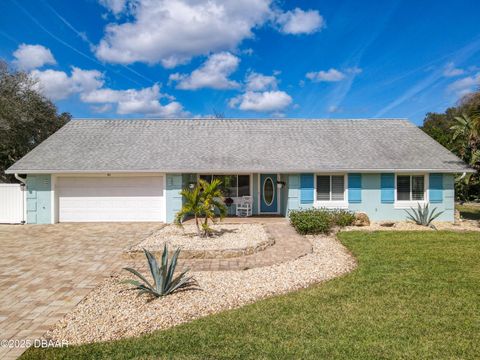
{"left": 316, "top": 175, "right": 345, "bottom": 201}
{"left": 199, "top": 174, "right": 250, "bottom": 197}
{"left": 396, "top": 175, "right": 425, "bottom": 201}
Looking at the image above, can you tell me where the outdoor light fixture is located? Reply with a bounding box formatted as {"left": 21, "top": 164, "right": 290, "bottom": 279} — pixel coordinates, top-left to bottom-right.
{"left": 188, "top": 182, "right": 196, "bottom": 189}
{"left": 277, "top": 181, "right": 286, "bottom": 189}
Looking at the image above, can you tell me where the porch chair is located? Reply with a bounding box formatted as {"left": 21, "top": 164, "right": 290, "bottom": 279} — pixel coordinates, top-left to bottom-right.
{"left": 235, "top": 196, "right": 253, "bottom": 217}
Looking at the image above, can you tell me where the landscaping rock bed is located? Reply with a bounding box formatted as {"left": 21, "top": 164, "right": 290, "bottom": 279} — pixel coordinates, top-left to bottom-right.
{"left": 125, "top": 224, "right": 274, "bottom": 259}
{"left": 44, "top": 235, "right": 356, "bottom": 345}
{"left": 344, "top": 220, "right": 480, "bottom": 232}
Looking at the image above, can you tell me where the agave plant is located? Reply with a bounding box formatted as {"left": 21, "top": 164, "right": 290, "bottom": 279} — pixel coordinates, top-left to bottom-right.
{"left": 123, "top": 245, "right": 197, "bottom": 298}
{"left": 404, "top": 203, "right": 444, "bottom": 228}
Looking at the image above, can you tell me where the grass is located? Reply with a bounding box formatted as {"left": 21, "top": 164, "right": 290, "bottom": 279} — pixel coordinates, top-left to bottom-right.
{"left": 457, "top": 203, "right": 480, "bottom": 220}
{"left": 23, "top": 231, "right": 480, "bottom": 359}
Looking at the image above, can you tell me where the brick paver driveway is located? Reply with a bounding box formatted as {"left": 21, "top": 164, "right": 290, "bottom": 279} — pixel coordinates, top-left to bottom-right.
{"left": 0, "top": 222, "right": 163, "bottom": 359}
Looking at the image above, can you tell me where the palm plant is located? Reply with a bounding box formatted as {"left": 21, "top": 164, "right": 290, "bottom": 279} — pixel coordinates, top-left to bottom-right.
{"left": 123, "top": 246, "right": 197, "bottom": 298}
{"left": 198, "top": 178, "right": 227, "bottom": 236}
{"left": 175, "top": 184, "right": 203, "bottom": 236}
{"left": 404, "top": 203, "right": 444, "bottom": 229}
{"left": 175, "top": 178, "right": 227, "bottom": 237}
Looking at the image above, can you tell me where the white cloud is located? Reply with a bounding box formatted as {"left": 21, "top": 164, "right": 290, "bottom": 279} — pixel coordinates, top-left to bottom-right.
{"left": 95, "top": 0, "right": 272, "bottom": 67}
{"left": 81, "top": 84, "right": 187, "bottom": 117}
{"left": 13, "top": 44, "right": 56, "bottom": 71}
{"left": 306, "top": 68, "right": 345, "bottom": 82}
{"left": 443, "top": 62, "right": 465, "bottom": 77}
{"left": 94, "top": 1, "right": 324, "bottom": 67}
{"left": 169, "top": 52, "right": 240, "bottom": 90}
{"left": 275, "top": 8, "right": 325, "bottom": 35}
{"left": 447, "top": 73, "right": 480, "bottom": 96}
{"left": 229, "top": 71, "right": 291, "bottom": 112}
{"left": 99, "top": 0, "right": 127, "bottom": 15}
{"left": 245, "top": 72, "right": 278, "bottom": 91}
{"left": 31, "top": 67, "right": 104, "bottom": 100}
{"left": 229, "top": 91, "right": 291, "bottom": 112}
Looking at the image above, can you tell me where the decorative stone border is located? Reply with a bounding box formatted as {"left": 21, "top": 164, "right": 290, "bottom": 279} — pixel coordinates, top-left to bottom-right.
{"left": 124, "top": 236, "right": 275, "bottom": 260}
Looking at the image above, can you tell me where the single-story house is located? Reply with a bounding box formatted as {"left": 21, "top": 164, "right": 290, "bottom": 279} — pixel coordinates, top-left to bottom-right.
{"left": 5, "top": 118, "right": 472, "bottom": 224}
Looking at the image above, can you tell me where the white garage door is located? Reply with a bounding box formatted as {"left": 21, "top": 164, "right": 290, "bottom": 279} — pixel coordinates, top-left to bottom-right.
{"left": 57, "top": 176, "right": 164, "bottom": 222}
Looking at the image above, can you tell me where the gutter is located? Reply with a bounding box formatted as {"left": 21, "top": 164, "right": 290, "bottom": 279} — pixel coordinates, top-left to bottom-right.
{"left": 5, "top": 168, "right": 477, "bottom": 174}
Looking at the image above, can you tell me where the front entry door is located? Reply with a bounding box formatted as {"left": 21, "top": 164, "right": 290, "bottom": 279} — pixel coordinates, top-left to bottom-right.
{"left": 260, "top": 174, "right": 278, "bottom": 213}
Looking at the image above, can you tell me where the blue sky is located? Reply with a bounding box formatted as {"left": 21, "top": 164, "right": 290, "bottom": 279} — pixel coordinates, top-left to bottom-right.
{"left": 1, "top": 0, "right": 480, "bottom": 125}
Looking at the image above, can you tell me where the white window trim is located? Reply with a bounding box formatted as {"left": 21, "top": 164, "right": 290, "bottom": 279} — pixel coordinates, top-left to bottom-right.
{"left": 197, "top": 173, "right": 253, "bottom": 205}
{"left": 394, "top": 173, "right": 429, "bottom": 209}
{"left": 314, "top": 173, "right": 348, "bottom": 209}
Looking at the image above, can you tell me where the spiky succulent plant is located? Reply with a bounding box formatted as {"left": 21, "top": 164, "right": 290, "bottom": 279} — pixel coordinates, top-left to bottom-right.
{"left": 123, "top": 245, "right": 197, "bottom": 297}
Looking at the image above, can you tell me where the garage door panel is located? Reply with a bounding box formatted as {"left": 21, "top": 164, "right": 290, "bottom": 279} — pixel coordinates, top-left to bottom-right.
{"left": 57, "top": 176, "right": 164, "bottom": 222}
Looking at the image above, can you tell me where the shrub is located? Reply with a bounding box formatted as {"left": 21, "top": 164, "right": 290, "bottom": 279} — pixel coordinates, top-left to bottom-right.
{"left": 289, "top": 209, "right": 333, "bottom": 235}
{"left": 123, "top": 245, "right": 197, "bottom": 298}
{"left": 330, "top": 209, "right": 356, "bottom": 227}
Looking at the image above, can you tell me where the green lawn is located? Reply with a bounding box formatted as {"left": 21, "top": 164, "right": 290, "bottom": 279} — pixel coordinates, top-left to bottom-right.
{"left": 23, "top": 231, "right": 480, "bottom": 359}
{"left": 457, "top": 203, "right": 480, "bottom": 220}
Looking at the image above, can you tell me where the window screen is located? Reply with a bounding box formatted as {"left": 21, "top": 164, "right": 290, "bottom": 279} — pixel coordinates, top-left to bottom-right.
{"left": 316, "top": 176, "right": 330, "bottom": 201}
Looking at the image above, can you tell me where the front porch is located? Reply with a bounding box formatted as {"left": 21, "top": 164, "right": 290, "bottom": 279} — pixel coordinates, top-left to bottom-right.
{"left": 180, "top": 173, "right": 292, "bottom": 218}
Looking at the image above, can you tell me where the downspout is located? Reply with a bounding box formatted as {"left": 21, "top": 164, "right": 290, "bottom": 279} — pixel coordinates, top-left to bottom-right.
{"left": 458, "top": 172, "right": 467, "bottom": 181}
{"left": 14, "top": 174, "right": 26, "bottom": 224}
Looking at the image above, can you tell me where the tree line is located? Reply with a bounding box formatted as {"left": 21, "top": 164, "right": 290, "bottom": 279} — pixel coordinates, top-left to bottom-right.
{"left": 421, "top": 91, "right": 480, "bottom": 201}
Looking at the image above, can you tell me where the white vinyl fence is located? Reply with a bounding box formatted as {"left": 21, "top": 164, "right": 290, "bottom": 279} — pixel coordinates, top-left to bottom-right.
{"left": 0, "top": 183, "right": 25, "bottom": 224}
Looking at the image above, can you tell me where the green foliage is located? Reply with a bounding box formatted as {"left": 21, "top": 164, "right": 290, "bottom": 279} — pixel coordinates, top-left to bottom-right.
{"left": 421, "top": 91, "right": 480, "bottom": 201}
{"left": 123, "top": 246, "right": 197, "bottom": 298}
{"left": 289, "top": 208, "right": 355, "bottom": 235}
{"left": 329, "top": 209, "right": 356, "bottom": 227}
{"left": 404, "top": 203, "right": 444, "bottom": 228}
{"left": 0, "top": 61, "right": 70, "bottom": 182}
{"left": 175, "top": 179, "right": 227, "bottom": 237}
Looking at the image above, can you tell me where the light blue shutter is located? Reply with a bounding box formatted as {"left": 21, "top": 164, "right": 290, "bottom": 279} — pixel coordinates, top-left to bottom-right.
{"left": 429, "top": 173, "right": 443, "bottom": 203}
{"left": 381, "top": 173, "right": 395, "bottom": 204}
{"left": 348, "top": 174, "right": 362, "bottom": 203}
{"left": 300, "top": 173, "right": 314, "bottom": 204}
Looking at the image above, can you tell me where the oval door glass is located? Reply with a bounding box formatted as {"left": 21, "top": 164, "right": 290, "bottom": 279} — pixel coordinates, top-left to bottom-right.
{"left": 263, "top": 177, "right": 274, "bottom": 206}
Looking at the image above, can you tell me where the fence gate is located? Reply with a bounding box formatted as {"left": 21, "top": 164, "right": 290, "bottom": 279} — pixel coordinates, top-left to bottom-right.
{"left": 0, "top": 183, "right": 25, "bottom": 224}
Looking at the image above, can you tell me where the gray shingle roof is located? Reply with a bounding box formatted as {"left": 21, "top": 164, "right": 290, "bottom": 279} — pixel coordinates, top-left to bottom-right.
{"left": 6, "top": 118, "right": 471, "bottom": 174}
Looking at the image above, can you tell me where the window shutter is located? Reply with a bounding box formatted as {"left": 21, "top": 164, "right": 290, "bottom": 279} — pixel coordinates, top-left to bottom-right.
{"left": 300, "top": 173, "right": 314, "bottom": 204}
{"left": 429, "top": 173, "right": 443, "bottom": 203}
{"left": 381, "top": 173, "right": 395, "bottom": 203}
{"left": 348, "top": 174, "right": 362, "bottom": 203}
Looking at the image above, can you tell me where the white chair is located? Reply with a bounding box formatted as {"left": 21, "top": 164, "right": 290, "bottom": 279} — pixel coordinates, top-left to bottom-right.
{"left": 236, "top": 196, "right": 253, "bottom": 217}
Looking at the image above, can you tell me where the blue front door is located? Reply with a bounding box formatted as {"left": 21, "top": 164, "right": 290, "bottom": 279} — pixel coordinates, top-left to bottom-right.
{"left": 260, "top": 174, "right": 278, "bottom": 213}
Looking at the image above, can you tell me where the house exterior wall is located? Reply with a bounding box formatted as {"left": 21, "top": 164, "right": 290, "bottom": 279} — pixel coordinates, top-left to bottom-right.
{"left": 166, "top": 173, "right": 183, "bottom": 223}
{"left": 26, "top": 174, "right": 52, "bottom": 224}
{"left": 285, "top": 173, "right": 455, "bottom": 222}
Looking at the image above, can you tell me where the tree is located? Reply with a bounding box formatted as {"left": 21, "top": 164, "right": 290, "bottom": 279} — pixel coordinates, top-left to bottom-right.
{"left": 175, "top": 179, "right": 227, "bottom": 237}
{"left": 421, "top": 90, "right": 480, "bottom": 201}
{"left": 0, "top": 60, "right": 71, "bottom": 182}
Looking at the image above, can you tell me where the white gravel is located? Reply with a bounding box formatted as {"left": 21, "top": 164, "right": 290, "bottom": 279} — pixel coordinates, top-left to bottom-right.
{"left": 132, "top": 223, "right": 270, "bottom": 251}
{"left": 45, "top": 235, "right": 356, "bottom": 345}
{"left": 344, "top": 220, "right": 480, "bottom": 232}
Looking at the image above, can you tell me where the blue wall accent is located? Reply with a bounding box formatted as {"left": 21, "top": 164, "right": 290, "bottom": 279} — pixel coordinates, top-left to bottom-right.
{"left": 381, "top": 173, "right": 395, "bottom": 203}
{"left": 429, "top": 173, "right": 443, "bottom": 203}
{"left": 348, "top": 173, "right": 362, "bottom": 203}
{"left": 348, "top": 173, "right": 454, "bottom": 221}
{"left": 26, "top": 174, "right": 51, "bottom": 224}
{"left": 166, "top": 174, "right": 183, "bottom": 223}
{"left": 286, "top": 174, "right": 300, "bottom": 216}
{"left": 300, "top": 173, "right": 314, "bottom": 205}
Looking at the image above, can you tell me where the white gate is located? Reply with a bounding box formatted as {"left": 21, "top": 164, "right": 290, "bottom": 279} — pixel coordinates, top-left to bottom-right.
{"left": 0, "top": 183, "right": 25, "bottom": 224}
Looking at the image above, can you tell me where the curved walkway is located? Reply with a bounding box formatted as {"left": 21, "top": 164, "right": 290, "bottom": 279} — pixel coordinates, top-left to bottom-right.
{"left": 174, "top": 219, "right": 313, "bottom": 271}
